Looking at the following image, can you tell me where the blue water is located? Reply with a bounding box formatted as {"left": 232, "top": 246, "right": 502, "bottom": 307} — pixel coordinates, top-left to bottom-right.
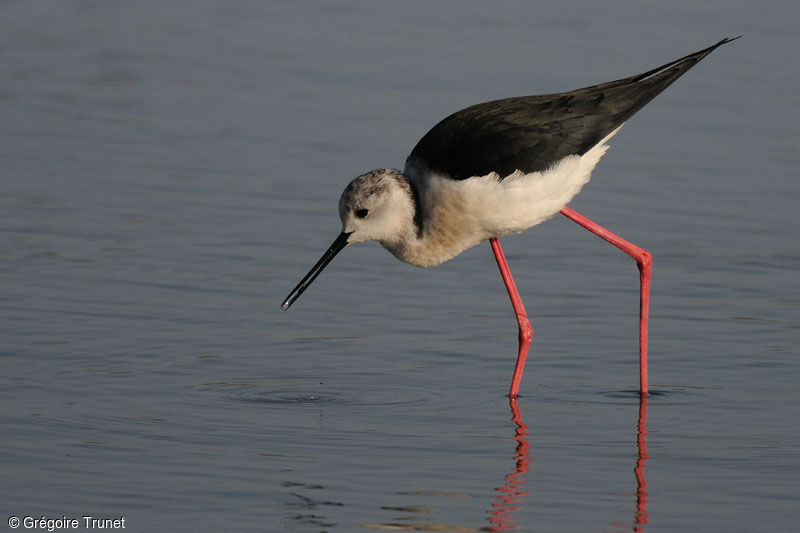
{"left": 2, "top": 1, "right": 799, "bottom": 531}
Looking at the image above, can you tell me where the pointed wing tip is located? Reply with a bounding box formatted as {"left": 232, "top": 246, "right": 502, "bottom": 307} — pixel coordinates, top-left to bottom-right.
{"left": 718, "top": 36, "right": 742, "bottom": 47}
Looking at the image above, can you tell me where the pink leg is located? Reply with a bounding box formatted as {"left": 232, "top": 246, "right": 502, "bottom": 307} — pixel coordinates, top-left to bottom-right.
{"left": 559, "top": 206, "right": 651, "bottom": 395}
{"left": 490, "top": 237, "right": 533, "bottom": 399}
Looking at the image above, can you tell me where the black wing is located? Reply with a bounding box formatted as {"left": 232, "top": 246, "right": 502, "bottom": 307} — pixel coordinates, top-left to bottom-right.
{"left": 406, "top": 37, "right": 739, "bottom": 180}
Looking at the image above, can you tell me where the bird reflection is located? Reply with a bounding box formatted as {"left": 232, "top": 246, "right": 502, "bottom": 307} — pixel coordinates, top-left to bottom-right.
{"left": 633, "top": 394, "right": 649, "bottom": 531}
{"left": 487, "top": 398, "right": 531, "bottom": 531}
{"left": 487, "top": 394, "right": 650, "bottom": 531}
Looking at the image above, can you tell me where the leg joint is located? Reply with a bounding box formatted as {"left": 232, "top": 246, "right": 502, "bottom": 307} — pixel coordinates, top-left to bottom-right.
{"left": 517, "top": 315, "right": 533, "bottom": 343}
{"left": 637, "top": 249, "right": 653, "bottom": 272}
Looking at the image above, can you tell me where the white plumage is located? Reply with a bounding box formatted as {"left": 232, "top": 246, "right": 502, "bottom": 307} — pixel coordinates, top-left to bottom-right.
{"left": 342, "top": 127, "right": 619, "bottom": 267}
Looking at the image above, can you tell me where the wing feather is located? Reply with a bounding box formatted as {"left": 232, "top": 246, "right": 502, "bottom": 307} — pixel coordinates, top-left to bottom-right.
{"left": 406, "top": 37, "right": 739, "bottom": 180}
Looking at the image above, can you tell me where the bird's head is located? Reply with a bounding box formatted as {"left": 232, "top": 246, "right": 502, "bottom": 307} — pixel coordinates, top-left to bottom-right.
{"left": 281, "top": 168, "right": 413, "bottom": 310}
{"left": 338, "top": 168, "right": 413, "bottom": 246}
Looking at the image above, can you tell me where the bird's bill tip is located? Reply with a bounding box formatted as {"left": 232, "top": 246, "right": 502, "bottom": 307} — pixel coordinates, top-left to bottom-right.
{"left": 280, "top": 231, "right": 351, "bottom": 310}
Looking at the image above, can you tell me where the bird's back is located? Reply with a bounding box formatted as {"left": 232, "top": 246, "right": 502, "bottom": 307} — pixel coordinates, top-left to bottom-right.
{"left": 407, "top": 37, "right": 739, "bottom": 181}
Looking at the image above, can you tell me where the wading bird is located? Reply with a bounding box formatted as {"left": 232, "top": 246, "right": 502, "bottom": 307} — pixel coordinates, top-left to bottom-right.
{"left": 282, "top": 37, "right": 738, "bottom": 398}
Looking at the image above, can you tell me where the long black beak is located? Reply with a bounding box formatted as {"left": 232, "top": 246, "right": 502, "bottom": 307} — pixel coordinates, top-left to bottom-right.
{"left": 281, "top": 231, "right": 351, "bottom": 310}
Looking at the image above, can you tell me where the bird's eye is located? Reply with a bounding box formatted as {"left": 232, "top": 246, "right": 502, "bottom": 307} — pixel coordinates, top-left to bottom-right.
{"left": 355, "top": 208, "right": 369, "bottom": 218}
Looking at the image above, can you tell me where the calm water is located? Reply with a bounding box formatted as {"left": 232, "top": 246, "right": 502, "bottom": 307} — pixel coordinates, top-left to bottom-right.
{"left": 2, "top": 1, "right": 799, "bottom": 531}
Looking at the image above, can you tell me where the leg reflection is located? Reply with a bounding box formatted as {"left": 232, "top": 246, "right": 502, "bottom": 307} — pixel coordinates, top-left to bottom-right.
{"left": 487, "top": 395, "right": 650, "bottom": 531}
{"left": 633, "top": 393, "right": 649, "bottom": 531}
{"left": 487, "top": 398, "right": 531, "bottom": 531}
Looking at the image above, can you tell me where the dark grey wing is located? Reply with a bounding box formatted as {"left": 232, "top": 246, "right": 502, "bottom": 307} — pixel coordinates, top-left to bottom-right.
{"left": 406, "top": 37, "right": 738, "bottom": 180}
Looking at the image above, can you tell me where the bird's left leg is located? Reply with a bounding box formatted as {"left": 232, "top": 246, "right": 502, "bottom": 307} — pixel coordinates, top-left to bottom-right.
{"left": 490, "top": 237, "right": 533, "bottom": 399}
{"left": 559, "top": 206, "right": 651, "bottom": 395}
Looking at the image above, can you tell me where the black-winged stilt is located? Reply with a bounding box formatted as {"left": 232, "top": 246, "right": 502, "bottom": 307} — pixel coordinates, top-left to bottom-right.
{"left": 281, "top": 37, "right": 738, "bottom": 398}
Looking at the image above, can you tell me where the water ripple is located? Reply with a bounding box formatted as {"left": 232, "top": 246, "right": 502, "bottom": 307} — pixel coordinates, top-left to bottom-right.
{"left": 194, "top": 380, "right": 435, "bottom": 408}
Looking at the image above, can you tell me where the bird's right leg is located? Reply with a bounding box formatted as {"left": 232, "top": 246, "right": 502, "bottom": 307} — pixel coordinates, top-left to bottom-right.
{"left": 559, "top": 206, "right": 650, "bottom": 395}
{"left": 490, "top": 237, "right": 533, "bottom": 399}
